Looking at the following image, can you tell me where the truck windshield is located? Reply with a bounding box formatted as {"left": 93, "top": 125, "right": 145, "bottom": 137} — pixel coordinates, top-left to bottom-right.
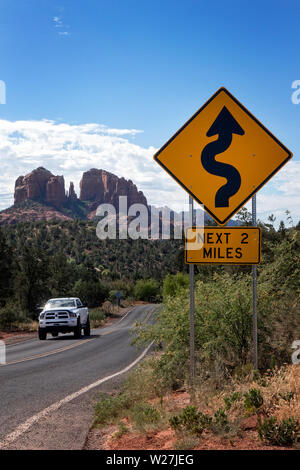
{"left": 45, "top": 299, "right": 76, "bottom": 309}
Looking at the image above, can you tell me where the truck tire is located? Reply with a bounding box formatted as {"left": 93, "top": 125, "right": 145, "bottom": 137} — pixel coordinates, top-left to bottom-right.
{"left": 38, "top": 328, "right": 47, "bottom": 340}
{"left": 74, "top": 319, "right": 82, "bottom": 339}
{"left": 52, "top": 332, "right": 58, "bottom": 337}
{"left": 83, "top": 317, "right": 90, "bottom": 336}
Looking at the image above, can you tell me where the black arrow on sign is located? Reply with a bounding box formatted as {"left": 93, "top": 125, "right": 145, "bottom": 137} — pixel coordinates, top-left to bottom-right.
{"left": 201, "top": 106, "right": 245, "bottom": 208}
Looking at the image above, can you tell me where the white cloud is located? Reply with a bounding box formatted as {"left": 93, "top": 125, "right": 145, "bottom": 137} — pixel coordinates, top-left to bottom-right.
{"left": 53, "top": 16, "right": 63, "bottom": 27}
{"left": 254, "top": 161, "right": 300, "bottom": 224}
{"left": 52, "top": 15, "right": 70, "bottom": 37}
{"left": 0, "top": 118, "right": 179, "bottom": 211}
{"left": 0, "top": 118, "right": 298, "bottom": 225}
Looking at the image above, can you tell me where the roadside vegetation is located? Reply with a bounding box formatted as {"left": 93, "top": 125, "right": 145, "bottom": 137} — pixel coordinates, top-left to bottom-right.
{"left": 1, "top": 207, "right": 300, "bottom": 446}
{"left": 92, "top": 210, "right": 300, "bottom": 449}
{"left": 93, "top": 358, "right": 300, "bottom": 449}
{"left": 0, "top": 219, "right": 166, "bottom": 331}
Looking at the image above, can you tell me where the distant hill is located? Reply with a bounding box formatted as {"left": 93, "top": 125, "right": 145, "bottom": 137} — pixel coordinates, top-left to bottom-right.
{"left": 1, "top": 219, "right": 186, "bottom": 281}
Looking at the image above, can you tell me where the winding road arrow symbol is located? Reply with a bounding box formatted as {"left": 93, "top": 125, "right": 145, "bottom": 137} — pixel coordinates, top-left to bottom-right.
{"left": 201, "top": 106, "right": 245, "bottom": 208}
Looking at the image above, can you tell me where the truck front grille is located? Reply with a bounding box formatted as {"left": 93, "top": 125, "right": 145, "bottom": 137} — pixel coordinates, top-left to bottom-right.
{"left": 45, "top": 311, "right": 70, "bottom": 320}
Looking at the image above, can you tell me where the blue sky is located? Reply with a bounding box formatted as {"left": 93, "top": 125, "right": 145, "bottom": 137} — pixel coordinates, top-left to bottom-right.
{"left": 0, "top": 0, "right": 299, "bottom": 223}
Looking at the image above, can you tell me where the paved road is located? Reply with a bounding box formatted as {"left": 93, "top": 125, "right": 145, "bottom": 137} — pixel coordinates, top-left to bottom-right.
{"left": 0, "top": 304, "right": 156, "bottom": 449}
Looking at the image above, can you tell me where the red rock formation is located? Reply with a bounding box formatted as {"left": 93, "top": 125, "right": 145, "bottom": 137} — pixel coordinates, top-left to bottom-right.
{"left": 67, "top": 182, "right": 77, "bottom": 201}
{"left": 79, "top": 169, "right": 147, "bottom": 209}
{"left": 46, "top": 175, "right": 66, "bottom": 208}
{"left": 14, "top": 167, "right": 52, "bottom": 203}
{"left": 79, "top": 168, "right": 105, "bottom": 202}
{"left": 14, "top": 177, "right": 28, "bottom": 204}
{"left": 14, "top": 167, "right": 66, "bottom": 208}
{"left": 5, "top": 166, "right": 149, "bottom": 225}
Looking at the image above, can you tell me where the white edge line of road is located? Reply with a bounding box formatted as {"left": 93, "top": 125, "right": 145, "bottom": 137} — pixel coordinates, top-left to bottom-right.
{"left": 0, "top": 341, "right": 154, "bottom": 449}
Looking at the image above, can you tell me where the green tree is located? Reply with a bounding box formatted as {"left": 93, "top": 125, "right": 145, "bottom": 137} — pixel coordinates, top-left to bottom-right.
{"left": 162, "top": 273, "right": 189, "bottom": 299}
{"left": 49, "top": 253, "right": 76, "bottom": 297}
{"left": 15, "top": 246, "right": 50, "bottom": 315}
{"left": 134, "top": 278, "right": 160, "bottom": 301}
{"left": 0, "top": 228, "right": 13, "bottom": 305}
{"left": 72, "top": 279, "right": 109, "bottom": 308}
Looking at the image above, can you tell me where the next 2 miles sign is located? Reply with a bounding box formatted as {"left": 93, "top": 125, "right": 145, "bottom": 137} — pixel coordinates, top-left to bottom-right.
{"left": 185, "top": 227, "right": 261, "bottom": 265}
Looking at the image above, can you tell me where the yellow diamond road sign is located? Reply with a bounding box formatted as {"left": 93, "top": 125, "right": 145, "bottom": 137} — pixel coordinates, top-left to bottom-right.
{"left": 154, "top": 87, "right": 293, "bottom": 225}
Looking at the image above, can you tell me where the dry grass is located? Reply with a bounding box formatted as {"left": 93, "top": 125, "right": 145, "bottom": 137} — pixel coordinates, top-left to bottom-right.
{"left": 263, "top": 366, "right": 300, "bottom": 421}
{"left": 192, "top": 365, "right": 300, "bottom": 425}
{"left": 7, "top": 320, "right": 38, "bottom": 332}
{"left": 92, "top": 355, "right": 300, "bottom": 450}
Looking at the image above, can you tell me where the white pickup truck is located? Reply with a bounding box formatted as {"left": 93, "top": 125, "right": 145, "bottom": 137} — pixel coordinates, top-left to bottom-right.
{"left": 38, "top": 297, "right": 90, "bottom": 340}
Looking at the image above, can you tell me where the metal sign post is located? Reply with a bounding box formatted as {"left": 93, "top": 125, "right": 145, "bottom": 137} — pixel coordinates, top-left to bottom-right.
{"left": 252, "top": 195, "right": 258, "bottom": 370}
{"left": 189, "top": 196, "right": 195, "bottom": 394}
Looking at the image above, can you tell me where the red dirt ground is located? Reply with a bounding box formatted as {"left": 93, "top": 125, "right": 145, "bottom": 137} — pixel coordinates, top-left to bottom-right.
{"left": 86, "top": 389, "right": 296, "bottom": 451}
{"left": 101, "top": 425, "right": 294, "bottom": 451}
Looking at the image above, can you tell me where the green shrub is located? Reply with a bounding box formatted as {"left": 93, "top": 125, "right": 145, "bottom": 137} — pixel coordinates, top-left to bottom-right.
{"left": 130, "top": 403, "right": 161, "bottom": 429}
{"left": 134, "top": 274, "right": 258, "bottom": 385}
{"left": 212, "top": 408, "right": 229, "bottom": 433}
{"left": 180, "top": 406, "right": 205, "bottom": 436}
{"left": 89, "top": 308, "right": 106, "bottom": 328}
{"left": 224, "top": 392, "right": 242, "bottom": 410}
{"left": 94, "top": 393, "right": 133, "bottom": 427}
{"left": 258, "top": 416, "right": 299, "bottom": 446}
{"left": 0, "top": 307, "right": 22, "bottom": 329}
{"left": 279, "top": 392, "right": 295, "bottom": 403}
{"left": 169, "top": 406, "right": 212, "bottom": 437}
{"left": 162, "top": 273, "right": 189, "bottom": 299}
{"left": 109, "top": 280, "right": 135, "bottom": 299}
{"left": 113, "top": 422, "right": 129, "bottom": 439}
{"left": 73, "top": 279, "right": 109, "bottom": 308}
{"left": 153, "top": 350, "right": 187, "bottom": 391}
{"left": 134, "top": 279, "right": 160, "bottom": 301}
{"left": 233, "top": 363, "right": 254, "bottom": 380}
{"left": 169, "top": 405, "right": 232, "bottom": 437}
{"left": 244, "top": 388, "right": 264, "bottom": 413}
{"left": 123, "top": 358, "right": 165, "bottom": 402}
{"left": 169, "top": 415, "right": 181, "bottom": 430}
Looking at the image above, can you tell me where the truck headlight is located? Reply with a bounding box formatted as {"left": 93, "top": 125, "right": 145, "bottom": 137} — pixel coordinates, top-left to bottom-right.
{"left": 69, "top": 312, "right": 77, "bottom": 318}
{"left": 40, "top": 313, "right": 45, "bottom": 319}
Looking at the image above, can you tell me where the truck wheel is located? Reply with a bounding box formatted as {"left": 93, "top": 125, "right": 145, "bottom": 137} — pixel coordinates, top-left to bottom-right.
{"left": 83, "top": 317, "right": 90, "bottom": 336}
{"left": 38, "top": 328, "right": 47, "bottom": 340}
{"left": 74, "top": 320, "right": 82, "bottom": 339}
{"left": 52, "top": 332, "right": 58, "bottom": 337}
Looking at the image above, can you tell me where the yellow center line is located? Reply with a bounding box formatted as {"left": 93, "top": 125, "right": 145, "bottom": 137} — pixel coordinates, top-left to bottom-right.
{"left": 101, "top": 306, "right": 156, "bottom": 336}
{"left": 1, "top": 337, "right": 96, "bottom": 367}
{"left": 1, "top": 306, "right": 158, "bottom": 367}
{"left": 143, "top": 308, "right": 156, "bottom": 324}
